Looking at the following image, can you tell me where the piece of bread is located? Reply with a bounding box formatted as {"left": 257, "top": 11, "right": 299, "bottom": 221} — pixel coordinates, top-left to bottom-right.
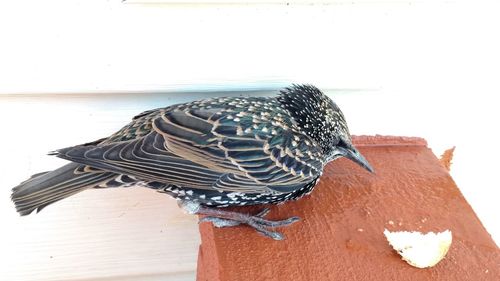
{"left": 384, "top": 229, "right": 452, "bottom": 268}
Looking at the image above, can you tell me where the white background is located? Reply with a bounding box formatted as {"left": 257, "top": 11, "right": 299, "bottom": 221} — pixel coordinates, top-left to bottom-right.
{"left": 0, "top": 1, "right": 498, "bottom": 280}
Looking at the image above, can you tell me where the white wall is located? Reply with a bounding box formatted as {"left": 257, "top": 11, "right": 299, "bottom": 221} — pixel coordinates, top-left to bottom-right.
{"left": 0, "top": 1, "right": 498, "bottom": 280}
{"left": 2, "top": 0, "right": 497, "bottom": 94}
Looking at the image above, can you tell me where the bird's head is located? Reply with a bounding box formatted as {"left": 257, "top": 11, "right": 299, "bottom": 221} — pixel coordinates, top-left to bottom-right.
{"left": 278, "top": 84, "right": 374, "bottom": 173}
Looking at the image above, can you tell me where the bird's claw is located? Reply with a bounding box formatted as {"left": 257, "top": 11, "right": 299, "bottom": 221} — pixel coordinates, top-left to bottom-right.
{"left": 198, "top": 208, "right": 300, "bottom": 240}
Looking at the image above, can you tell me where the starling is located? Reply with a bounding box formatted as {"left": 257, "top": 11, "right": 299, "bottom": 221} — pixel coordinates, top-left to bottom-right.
{"left": 11, "top": 84, "right": 373, "bottom": 240}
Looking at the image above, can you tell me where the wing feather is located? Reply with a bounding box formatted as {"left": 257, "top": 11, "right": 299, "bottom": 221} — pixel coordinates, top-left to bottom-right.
{"left": 54, "top": 97, "right": 324, "bottom": 194}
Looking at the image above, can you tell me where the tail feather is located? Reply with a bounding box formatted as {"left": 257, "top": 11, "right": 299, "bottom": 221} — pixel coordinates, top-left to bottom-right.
{"left": 11, "top": 162, "right": 116, "bottom": 216}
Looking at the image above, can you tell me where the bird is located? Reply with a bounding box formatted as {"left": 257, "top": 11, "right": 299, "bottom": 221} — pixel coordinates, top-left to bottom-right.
{"left": 11, "top": 84, "right": 373, "bottom": 240}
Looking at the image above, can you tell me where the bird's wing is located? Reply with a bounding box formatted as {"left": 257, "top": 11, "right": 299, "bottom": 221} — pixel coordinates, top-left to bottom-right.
{"left": 54, "top": 132, "right": 223, "bottom": 190}
{"left": 54, "top": 98, "right": 325, "bottom": 193}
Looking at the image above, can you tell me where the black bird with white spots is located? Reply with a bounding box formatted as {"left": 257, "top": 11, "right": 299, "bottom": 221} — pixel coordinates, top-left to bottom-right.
{"left": 11, "top": 84, "right": 373, "bottom": 240}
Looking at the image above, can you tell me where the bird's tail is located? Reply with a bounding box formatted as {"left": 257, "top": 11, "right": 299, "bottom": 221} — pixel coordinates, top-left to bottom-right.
{"left": 11, "top": 162, "right": 116, "bottom": 216}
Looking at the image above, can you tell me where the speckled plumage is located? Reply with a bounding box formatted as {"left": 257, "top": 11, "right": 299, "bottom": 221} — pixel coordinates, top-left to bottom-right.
{"left": 11, "top": 84, "right": 372, "bottom": 238}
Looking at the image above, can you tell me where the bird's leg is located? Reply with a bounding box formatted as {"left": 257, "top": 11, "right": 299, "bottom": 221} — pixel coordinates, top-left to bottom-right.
{"left": 179, "top": 201, "right": 299, "bottom": 240}
{"left": 198, "top": 208, "right": 271, "bottom": 228}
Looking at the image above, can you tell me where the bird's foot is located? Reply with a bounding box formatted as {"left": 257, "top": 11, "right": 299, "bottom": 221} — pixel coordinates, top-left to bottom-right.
{"left": 199, "top": 207, "right": 299, "bottom": 240}
{"left": 179, "top": 201, "right": 299, "bottom": 240}
{"left": 199, "top": 208, "right": 271, "bottom": 227}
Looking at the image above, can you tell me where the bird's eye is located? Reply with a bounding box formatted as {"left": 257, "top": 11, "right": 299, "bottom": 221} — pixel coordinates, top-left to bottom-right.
{"left": 337, "top": 138, "right": 348, "bottom": 148}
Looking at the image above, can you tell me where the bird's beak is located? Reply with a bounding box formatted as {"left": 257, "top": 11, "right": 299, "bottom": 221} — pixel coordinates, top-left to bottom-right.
{"left": 341, "top": 146, "right": 374, "bottom": 173}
